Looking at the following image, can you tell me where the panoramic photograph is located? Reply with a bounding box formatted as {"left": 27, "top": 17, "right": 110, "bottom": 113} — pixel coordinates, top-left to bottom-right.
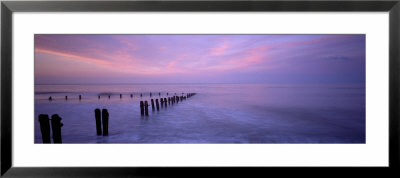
{"left": 34, "top": 34, "right": 365, "bottom": 144}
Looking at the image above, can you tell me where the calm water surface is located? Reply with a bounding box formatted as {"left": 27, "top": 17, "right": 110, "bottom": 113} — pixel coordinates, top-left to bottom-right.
{"left": 34, "top": 83, "right": 365, "bottom": 143}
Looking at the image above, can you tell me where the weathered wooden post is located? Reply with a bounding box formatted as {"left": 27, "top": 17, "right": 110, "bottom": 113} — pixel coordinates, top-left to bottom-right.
{"left": 144, "top": 101, "right": 149, "bottom": 116}
{"left": 156, "top": 99, "right": 160, "bottom": 111}
{"left": 79, "top": 95, "right": 82, "bottom": 100}
{"left": 51, "top": 114, "right": 63, "bottom": 143}
{"left": 164, "top": 98, "right": 167, "bottom": 107}
{"left": 48, "top": 96, "right": 52, "bottom": 101}
{"left": 102, "top": 109, "right": 109, "bottom": 136}
{"left": 160, "top": 98, "right": 164, "bottom": 108}
{"left": 38, "top": 114, "right": 51, "bottom": 143}
{"left": 94, "top": 108, "right": 102, "bottom": 135}
{"left": 140, "top": 101, "right": 144, "bottom": 116}
{"left": 151, "top": 99, "right": 155, "bottom": 111}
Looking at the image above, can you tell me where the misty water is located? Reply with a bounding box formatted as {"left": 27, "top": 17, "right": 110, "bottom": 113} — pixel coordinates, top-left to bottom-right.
{"left": 34, "top": 83, "right": 365, "bottom": 143}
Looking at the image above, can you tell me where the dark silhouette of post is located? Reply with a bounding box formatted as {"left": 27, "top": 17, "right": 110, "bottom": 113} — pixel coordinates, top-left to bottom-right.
{"left": 120, "top": 94, "right": 122, "bottom": 99}
{"left": 98, "top": 95, "right": 101, "bottom": 99}
{"left": 94, "top": 108, "right": 102, "bottom": 135}
{"left": 38, "top": 114, "right": 51, "bottom": 143}
{"left": 167, "top": 92, "right": 169, "bottom": 96}
{"left": 140, "top": 101, "right": 144, "bottom": 116}
{"left": 51, "top": 114, "right": 63, "bottom": 143}
{"left": 151, "top": 99, "right": 155, "bottom": 111}
{"left": 108, "top": 95, "right": 110, "bottom": 99}
{"left": 164, "top": 98, "right": 167, "bottom": 107}
{"left": 48, "top": 96, "right": 52, "bottom": 101}
{"left": 160, "top": 98, "right": 164, "bottom": 108}
{"left": 168, "top": 97, "right": 171, "bottom": 104}
{"left": 65, "top": 96, "right": 68, "bottom": 100}
{"left": 140, "top": 93, "right": 143, "bottom": 97}
{"left": 102, "top": 109, "right": 109, "bottom": 136}
{"left": 156, "top": 99, "right": 160, "bottom": 111}
{"left": 130, "top": 94, "right": 133, "bottom": 98}
{"left": 144, "top": 101, "right": 149, "bottom": 116}
{"left": 79, "top": 95, "right": 82, "bottom": 100}
{"left": 159, "top": 92, "right": 161, "bottom": 96}
{"left": 150, "top": 92, "right": 152, "bottom": 97}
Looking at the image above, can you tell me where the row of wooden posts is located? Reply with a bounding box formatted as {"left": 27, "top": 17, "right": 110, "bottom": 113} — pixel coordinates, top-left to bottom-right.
{"left": 39, "top": 93, "right": 196, "bottom": 143}
{"left": 38, "top": 114, "right": 63, "bottom": 143}
{"left": 47, "top": 92, "right": 193, "bottom": 101}
{"left": 140, "top": 93, "right": 196, "bottom": 116}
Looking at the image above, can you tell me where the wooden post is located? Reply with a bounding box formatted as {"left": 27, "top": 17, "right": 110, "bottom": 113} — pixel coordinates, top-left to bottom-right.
{"left": 108, "top": 95, "right": 110, "bottom": 99}
{"left": 51, "top": 114, "right": 63, "bottom": 143}
{"left": 140, "top": 101, "right": 144, "bottom": 116}
{"left": 94, "top": 108, "right": 102, "bottom": 135}
{"left": 159, "top": 92, "right": 161, "bottom": 96}
{"left": 151, "top": 99, "right": 155, "bottom": 111}
{"left": 98, "top": 95, "right": 101, "bottom": 99}
{"left": 144, "top": 101, "right": 149, "bottom": 116}
{"left": 102, "top": 109, "right": 109, "bottom": 136}
{"left": 156, "top": 99, "right": 160, "bottom": 111}
{"left": 48, "top": 96, "right": 52, "bottom": 101}
{"left": 130, "top": 94, "right": 133, "bottom": 98}
{"left": 38, "top": 114, "right": 51, "bottom": 143}
{"left": 150, "top": 92, "right": 152, "bottom": 97}
{"left": 140, "top": 93, "right": 143, "bottom": 97}
{"left": 167, "top": 92, "right": 169, "bottom": 96}
{"left": 65, "top": 96, "right": 68, "bottom": 100}
{"left": 120, "top": 94, "right": 122, "bottom": 99}
{"left": 164, "top": 98, "right": 167, "bottom": 107}
{"left": 168, "top": 97, "right": 171, "bottom": 104}
{"left": 79, "top": 95, "right": 82, "bottom": 100}
{"left": 160, "top": 98, "right": 164, "bottom": 108}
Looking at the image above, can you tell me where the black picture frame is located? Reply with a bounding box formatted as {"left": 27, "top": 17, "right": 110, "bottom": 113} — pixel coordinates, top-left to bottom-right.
{"left": 1, "top": 0, "right": 399, "bottom": 177}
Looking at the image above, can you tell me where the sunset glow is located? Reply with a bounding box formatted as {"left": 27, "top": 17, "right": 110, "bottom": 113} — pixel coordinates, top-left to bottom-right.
{"left": 35, "top": 34, "right": 365, "bottom": 84}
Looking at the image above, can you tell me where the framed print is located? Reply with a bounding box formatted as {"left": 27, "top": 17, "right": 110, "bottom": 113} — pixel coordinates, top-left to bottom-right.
{"left": 1, "top": 0, "right": 400, "bottom": 177}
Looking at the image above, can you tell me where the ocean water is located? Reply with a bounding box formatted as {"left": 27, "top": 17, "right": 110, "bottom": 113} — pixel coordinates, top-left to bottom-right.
{"left": 34, "top": 83, "right": 365, "bottom": 143}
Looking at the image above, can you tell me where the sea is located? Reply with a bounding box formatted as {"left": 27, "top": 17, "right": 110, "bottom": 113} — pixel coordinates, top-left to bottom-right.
{"left": 34, "top": 83, "right": 365, "bottom": 144}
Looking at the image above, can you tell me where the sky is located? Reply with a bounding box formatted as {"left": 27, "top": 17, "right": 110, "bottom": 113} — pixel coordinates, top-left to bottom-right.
{"left": 34, "top": 34, "right": 365, "bottom": 84}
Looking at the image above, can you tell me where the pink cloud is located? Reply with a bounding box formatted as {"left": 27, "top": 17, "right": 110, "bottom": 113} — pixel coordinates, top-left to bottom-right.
{"left": 35, "top": 48, "right": 111, "bottom": 66}
{"left": 210, "top": 44, "right": 228, "bottom": 56}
